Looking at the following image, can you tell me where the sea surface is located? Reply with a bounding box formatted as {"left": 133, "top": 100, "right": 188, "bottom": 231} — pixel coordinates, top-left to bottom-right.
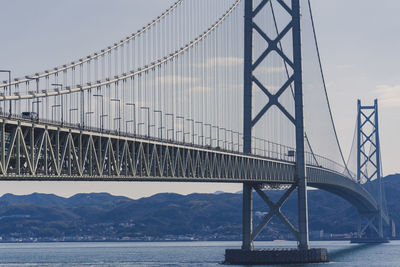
{"left": 0, "top": 240, "right": 398, "bottom": 266}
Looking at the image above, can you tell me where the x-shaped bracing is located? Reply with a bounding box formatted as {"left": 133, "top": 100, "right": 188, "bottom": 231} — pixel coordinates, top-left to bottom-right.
{"left": 250, "top": 1, "right": 295, "bottom": 128}
{"left": 359, "top": 110, "right": 378, "bottom": 182}
{"left": 252, "top": 76, "right": 295, "bottom": 126}
{"left": 253, "top": 0, "right": 292, "bottom": 17}
{"left": 250, "top": 184, "right": 299, "bottom": 242}
{"left": 360, "top": 111, "right": 375, "bottom": 128}
{"left": 358, "top": 213, "right": 380, "bottom": 238}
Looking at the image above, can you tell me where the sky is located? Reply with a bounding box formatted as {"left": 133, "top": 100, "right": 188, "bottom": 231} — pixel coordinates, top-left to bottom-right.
{"left": 0, "top": 0, "right": 398, "bottom": 198}
{"left": 310, "top": 0, "right": 400, "bottom": 176}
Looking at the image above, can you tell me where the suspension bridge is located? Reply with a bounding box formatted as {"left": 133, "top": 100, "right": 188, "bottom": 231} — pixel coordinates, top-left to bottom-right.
{"left": 0, "top": 0, "right": 389, "bottom": 264}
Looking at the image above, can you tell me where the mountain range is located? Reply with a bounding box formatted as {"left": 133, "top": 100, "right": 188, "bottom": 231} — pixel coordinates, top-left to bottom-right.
{"left": 0, "top": 174, "right": 398, "bottom": 241}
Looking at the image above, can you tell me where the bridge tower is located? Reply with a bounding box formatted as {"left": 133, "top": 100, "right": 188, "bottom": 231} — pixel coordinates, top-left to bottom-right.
{"left": 226, "top": 0, "right": 328, "bottom": 264}
{"left": 242, "top": 0, "right": 309, "bottom": 250}
{"left": 353, "top": 99, "right": 388, "bottom": 242}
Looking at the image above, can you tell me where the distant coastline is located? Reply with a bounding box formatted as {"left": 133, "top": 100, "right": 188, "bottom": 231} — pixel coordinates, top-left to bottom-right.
{"left": 0, "top": 174, "right": 397, "bottom": 242}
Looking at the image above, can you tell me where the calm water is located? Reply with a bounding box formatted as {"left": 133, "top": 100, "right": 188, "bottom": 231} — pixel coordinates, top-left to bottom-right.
{"left": 0, "top": 240, "right": 398, "bottom": 266}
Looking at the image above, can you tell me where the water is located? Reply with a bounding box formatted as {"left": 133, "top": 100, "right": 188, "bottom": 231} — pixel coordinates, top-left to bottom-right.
{"left": 0, "top": 240, "right": 398, "bottom": 266}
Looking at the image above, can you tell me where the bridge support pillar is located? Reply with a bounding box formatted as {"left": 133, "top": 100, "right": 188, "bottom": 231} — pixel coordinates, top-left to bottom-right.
{"left": 226, "top": 183, "right": 328, "bottom": 264}
{"left": 225, "top": 248, "right": 328, "bottom": 265}
{"left": 351, "top": 212, "right": 389, "bottom": 243}
{"left": 241, "top": 0, "right": 254, "bottom": 252}
{"left": 241, "top": 183, "right": 253, "bottom": 250}
{"left": 292, "top": 0, "right": 310, "bottom": 251}
{"left": 226, "top": 0, "right": 328, "bottom": 264}
{"left": 353, "top": 99, "right": 389, "bottom": 243}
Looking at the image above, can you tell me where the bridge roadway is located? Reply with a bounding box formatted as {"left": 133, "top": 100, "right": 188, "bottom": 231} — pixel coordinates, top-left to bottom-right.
{"left": 0, "top": 115, "right": 378, "bottom": 215}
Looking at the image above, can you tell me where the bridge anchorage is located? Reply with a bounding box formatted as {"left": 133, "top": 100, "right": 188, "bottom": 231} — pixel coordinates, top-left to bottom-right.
{"left": 351, "top": 99, "right": 389, "bottom": 244}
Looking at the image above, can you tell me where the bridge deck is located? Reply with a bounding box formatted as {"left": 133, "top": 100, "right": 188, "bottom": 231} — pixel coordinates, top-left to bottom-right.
{"left": 0, "top": 117, "right": 378, "bottom": 215}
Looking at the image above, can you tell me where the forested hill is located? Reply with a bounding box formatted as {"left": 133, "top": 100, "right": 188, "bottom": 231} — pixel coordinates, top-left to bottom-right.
{"left": 0, "top": 174, "right": 398, "bottom": 242}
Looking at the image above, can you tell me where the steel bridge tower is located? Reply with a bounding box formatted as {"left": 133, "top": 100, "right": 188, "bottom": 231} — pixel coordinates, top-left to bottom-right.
{"left": 242, "top": 0, "right": 309, "bottom": 251}
{"left": 226, "top": 0, "right": 327, "bottom": 264}
{"left": 354, "top": 99, "right": 388, "bottom": 242}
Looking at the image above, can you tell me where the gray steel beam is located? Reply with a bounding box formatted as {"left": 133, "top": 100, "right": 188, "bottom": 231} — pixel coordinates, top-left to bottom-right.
{"left": 292, "top": 0, "right": 309, "bottom": 250}
{"left": 357, "top": 100, "right": 361, "bottom": 183}
{"left": 374, "top": 99, "right": 383, "bottom": 238}
{"left": 242, "top": 0, "right": 254, "bottom": 251}
{"left": 242, "top": 183, "right": 253, "bottom": 250}
{"left": 243, "top": 0, "right": 253, "bottom": 154}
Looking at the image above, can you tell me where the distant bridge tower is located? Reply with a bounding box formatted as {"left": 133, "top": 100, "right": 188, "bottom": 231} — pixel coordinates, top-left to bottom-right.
{"left": 241, "top": 0, "right": 309, "bottom": 252}
{"left": 355, "top": 99, "right": 387, "bottom": 241}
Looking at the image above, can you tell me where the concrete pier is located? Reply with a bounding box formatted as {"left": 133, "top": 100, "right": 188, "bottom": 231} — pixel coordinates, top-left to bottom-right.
{"left": 224, "top": 248, "right": 328, "bottom": 265}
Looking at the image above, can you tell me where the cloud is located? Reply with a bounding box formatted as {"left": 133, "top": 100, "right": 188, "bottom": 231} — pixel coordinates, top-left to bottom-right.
{"left": 374, "top": 84, "right": 400, "bottom": 107}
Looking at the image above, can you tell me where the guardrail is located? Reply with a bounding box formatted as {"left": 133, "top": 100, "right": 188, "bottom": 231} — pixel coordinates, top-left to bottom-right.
{"left": 0, "top": 111, "right": 354, "bottom": 181}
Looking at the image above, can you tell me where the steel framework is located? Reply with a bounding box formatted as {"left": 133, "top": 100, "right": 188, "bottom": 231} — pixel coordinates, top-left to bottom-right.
{"left": 0, "top": 116, "right": 379, "bottom": 215}
{"left": 242, "top": 0, "right": 309, "bottom": 250}
{"left": 0, "top": 117, "right": 298, "bottom": 181}
{"left": 356, "top": 99, "right": 387, "bottom": 239}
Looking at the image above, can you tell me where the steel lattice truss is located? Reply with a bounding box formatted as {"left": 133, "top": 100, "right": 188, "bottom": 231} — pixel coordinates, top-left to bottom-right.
{"left": 0, "top": 117, "right": 380, "bottom": 215}
{"left": 356, "top": 99, "right": 388, "bottom": 237}
{"left": 0, "top": 117, "right": 296, "bottom": 181}
{"left": 357, "top": 100, "right": 381, "bottom": 183}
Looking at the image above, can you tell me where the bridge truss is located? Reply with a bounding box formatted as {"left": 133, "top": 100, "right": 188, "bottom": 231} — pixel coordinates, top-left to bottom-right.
{"left": 0, "top": 115, "right": 378, "bottom": 214}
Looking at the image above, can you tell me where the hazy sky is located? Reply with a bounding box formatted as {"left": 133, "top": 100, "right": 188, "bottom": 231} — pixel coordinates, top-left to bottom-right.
{"left": 0, "top": 0, "right": 398, "bottom": 198}
{"left": 310, "top": 0, "right": 400, "bottom": 177}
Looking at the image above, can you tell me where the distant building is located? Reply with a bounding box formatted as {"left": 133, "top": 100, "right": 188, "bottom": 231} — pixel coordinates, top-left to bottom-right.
{"left": 392, "top": 219, "right": 396, "bottom": 238}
